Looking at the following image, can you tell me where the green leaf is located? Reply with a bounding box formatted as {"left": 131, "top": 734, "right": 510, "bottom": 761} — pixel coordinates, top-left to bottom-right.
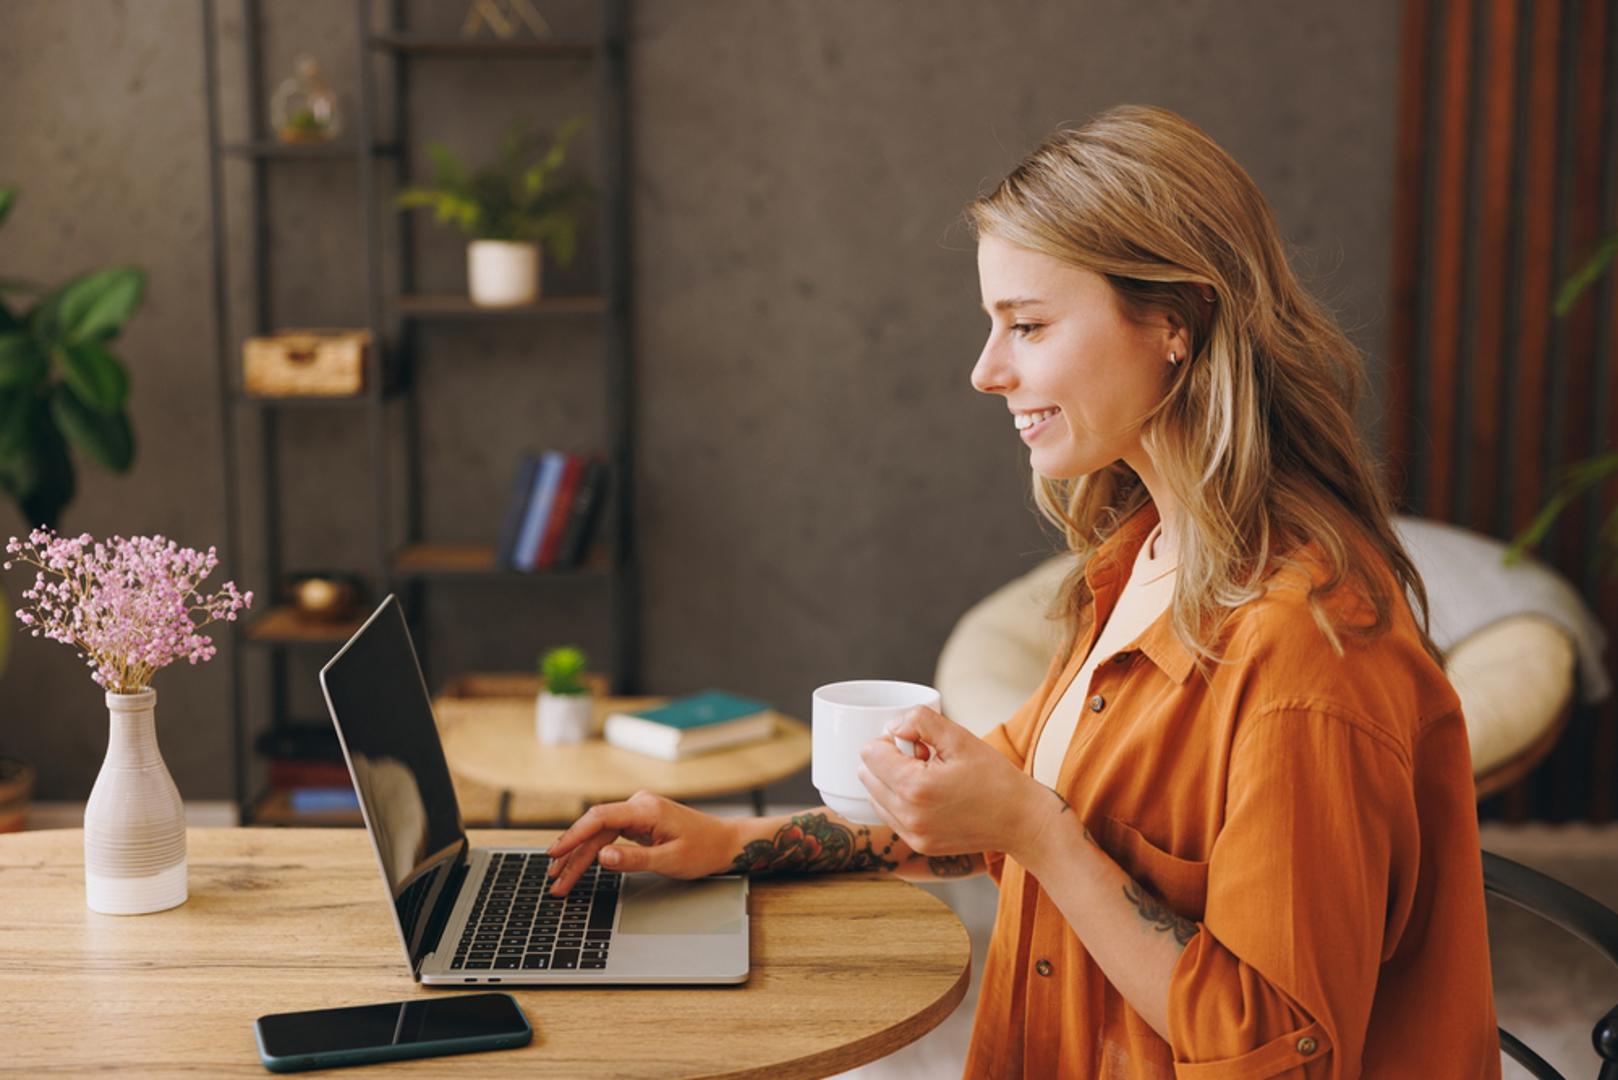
{"left": 1554, "top": 233, "right": 1618, "bottom": 316}
{"left": 0, "top": 332, "right": 45, "bottom": 388}
{"left": 426, "top": 142, "right": 470, "bottom": 195}
{"left": 53, "top": 266, "right": 146, "bottom": 345}
{"left": 53, "top": 341, "right": 129, "bottom": 412}
{"left": 48, "top": 384, "right": 133, "bottom": 471}
{"left": 0, "top": 386, "right": 33, "bottom": 459}
{"left": 17, "top": 416, "right": 73, "bottom": 529}
{"left": 0, "top": 186, "right": 14, "bottom": 231}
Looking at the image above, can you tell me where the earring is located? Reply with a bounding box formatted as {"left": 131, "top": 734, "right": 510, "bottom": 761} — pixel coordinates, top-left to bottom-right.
{"left": 1168, "top": 351, "right": 1180, "bottom": 365}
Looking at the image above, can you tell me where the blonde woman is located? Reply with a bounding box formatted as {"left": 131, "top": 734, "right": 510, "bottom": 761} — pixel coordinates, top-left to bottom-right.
{"left": 544, "top": 105, "right": 1500, "bottom": 1077}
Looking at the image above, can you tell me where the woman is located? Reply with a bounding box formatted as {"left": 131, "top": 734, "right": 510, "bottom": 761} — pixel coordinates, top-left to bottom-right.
{"left": 543, "top": 105, "right": 1501, "bottom": 1078}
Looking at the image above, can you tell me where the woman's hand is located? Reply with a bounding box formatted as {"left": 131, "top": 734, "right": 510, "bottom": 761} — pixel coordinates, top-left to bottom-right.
{"left": 857, "top": 706, "right": 1068, "bottom": 863}
{"left": 542, "top": 790, "right": 739, "bottom": 896}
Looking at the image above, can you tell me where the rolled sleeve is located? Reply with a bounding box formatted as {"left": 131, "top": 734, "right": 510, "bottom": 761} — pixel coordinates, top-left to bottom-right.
{"left": 1166, "top": 706, "right": 1419, "bottom": 1078}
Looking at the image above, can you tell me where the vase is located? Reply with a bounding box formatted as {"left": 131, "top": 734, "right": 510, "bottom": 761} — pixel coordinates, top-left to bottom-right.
{"left": 535, "top": 691, "right": 593, "bottom": 745}
{"left": 468, "top": 239, "right": 541, "bottom": 307}
{"left": 83, "top": 688, "right": 187, "bottom": 915}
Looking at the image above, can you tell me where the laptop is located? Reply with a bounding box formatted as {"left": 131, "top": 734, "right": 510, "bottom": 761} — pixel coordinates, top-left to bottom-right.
{"left": 318, "top": 594, "right": 751, "bottom": 987}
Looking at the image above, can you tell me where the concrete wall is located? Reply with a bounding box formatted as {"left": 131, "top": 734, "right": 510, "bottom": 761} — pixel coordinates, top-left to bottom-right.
{"left": 0, "top": 0, "right": 1400, "bottom": 807}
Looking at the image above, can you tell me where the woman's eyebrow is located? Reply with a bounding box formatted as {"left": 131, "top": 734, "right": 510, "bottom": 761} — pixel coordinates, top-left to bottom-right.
{"left": 981, "top": 296, "right": 1048, "bottom": 314}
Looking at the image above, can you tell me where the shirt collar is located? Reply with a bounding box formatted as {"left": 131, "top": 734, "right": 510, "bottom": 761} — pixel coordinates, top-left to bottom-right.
{"left": 1083, "top": 500, "right": 1197, "bottom": 685}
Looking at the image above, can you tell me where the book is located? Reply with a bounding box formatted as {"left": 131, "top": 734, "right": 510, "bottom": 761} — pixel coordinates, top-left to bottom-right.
{"left": 494, "top": 452, "right": 541, "bottom": 569}
{"left": 558, "top": 457, "right": 609, "bottom": 568}
{"left": 514, "top": 450, "right": 566, "bottom": 571}
{"left": 603, "top": 689, "right": 776, "bottom": 761}
{"left": 269, "top": 758, "right": 353, "bottom": 788}
{"left": 288, "top": 786, "right": 361, "bottom": 814}
{"left": 536, "top": 453, "right": 585, "bottom": 570}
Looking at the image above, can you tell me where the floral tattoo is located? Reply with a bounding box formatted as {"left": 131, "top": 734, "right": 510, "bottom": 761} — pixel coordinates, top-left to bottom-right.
{"left": 1122, "top": 881, "right": 1198, "bottom": 947}
{"left": 729, "top": 812, "right": 900, "bottom": 874}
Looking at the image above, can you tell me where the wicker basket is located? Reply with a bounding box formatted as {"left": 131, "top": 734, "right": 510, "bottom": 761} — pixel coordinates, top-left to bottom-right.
{"left": 243, "top": 328, "right": 369, "bottom": 397}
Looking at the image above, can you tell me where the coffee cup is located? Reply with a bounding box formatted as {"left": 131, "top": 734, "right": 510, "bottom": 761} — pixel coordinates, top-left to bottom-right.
{"left": 811, "top": 679, "right": 940, "bottom": 825}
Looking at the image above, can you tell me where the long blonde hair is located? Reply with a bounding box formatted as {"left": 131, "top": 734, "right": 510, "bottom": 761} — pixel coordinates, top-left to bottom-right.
{"left": 964, "top": 104, "right": 1443, "bottom": 677}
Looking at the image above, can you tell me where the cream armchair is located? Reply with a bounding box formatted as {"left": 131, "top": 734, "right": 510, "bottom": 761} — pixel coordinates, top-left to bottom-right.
{"left": 935, "top": 516, "right": 1611, "bottom": 799}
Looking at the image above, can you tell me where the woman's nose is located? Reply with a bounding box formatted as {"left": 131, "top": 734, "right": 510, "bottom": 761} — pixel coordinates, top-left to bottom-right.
{"left": 970, "top": 334, "right": 1011, "bottom": 395}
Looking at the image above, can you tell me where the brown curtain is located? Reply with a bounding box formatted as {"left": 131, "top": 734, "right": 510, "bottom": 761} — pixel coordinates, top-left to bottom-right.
{"left": 1387, "top": 0, "right": 1618, "bottom": 822}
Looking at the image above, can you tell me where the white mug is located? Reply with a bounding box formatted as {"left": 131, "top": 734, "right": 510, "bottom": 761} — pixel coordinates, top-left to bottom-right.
{"left": 811, "top": 679, "right": 940, "bottom": 826}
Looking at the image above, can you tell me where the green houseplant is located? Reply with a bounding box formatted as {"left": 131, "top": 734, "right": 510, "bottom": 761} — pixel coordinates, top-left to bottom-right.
{"left": 396, "top": 116, "right": 594, "bottom": 308}
{"left": 1505, "top": 231, "right": 1618, "bottom": 579}
{"left": 0, "top": 184, "right": 145, "bottom": 833}
{"left": 535, "top": 645, "right": 593, "bottom": 745}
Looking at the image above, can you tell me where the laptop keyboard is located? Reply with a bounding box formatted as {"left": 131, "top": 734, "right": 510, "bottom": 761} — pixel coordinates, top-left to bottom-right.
{"left": 451, "top": 851, "right": 619, "bottom": 972}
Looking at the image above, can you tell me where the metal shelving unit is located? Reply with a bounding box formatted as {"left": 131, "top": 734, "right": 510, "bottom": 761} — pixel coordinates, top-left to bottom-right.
{"left": 202, "top": 0, "right": 636, "bottom": 826}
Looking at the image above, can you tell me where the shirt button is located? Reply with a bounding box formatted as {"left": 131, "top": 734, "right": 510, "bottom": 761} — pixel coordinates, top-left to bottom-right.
{"left": 1297, "top": 1036, "right": 1318, "bottom": 1055}
{"left": 1088, "top": 694, "right": 1105, "bottom": 712}
{"left": 1035, "top": 959, "right": 1053, "bottom": 977}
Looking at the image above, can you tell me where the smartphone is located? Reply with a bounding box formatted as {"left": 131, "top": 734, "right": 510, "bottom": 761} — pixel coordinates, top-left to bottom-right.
{"left": 254, "top": 992, "right": 531, "bottom": 1073}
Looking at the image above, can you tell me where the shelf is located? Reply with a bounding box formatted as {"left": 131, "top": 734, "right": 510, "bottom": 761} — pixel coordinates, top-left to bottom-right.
{"left": 243, "top": 606, "right": 366, "bottom": 646}
{"left": 235, "top": 392, "right": 375, "bottom": 409}
{"left": 392, "top": 542, "right": 610, "bottom": 579}
{"left": 368, "top": 32, "right": 597, "bottom": 57}
{"left": 248, "top": 785, "right": 363, "bottom": 827}
{"left": 392, "top": 294, "right": 608, "bottom": 320}
{"left": 219, "top": 141, "right": 400, "bottom": 159}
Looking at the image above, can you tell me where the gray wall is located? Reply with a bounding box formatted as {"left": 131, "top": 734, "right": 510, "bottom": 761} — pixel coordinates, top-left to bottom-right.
{"left": 0, "top": 0, "right": 1400, "bottom": 807}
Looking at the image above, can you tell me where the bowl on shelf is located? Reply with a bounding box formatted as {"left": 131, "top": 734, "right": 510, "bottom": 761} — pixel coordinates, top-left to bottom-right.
{"left": 283, "top": 572, "right": 365, "bottom": 622}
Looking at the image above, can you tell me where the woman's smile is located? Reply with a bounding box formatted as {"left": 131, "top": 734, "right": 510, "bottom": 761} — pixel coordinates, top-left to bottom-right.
{"left": 1015, "top": 406, "right": 1063, "bottom": 442}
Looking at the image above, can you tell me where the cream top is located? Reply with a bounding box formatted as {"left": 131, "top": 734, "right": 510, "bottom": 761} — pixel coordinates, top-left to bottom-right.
{"left": 1030, "top": 520, "right": 1178, "bottom": 787}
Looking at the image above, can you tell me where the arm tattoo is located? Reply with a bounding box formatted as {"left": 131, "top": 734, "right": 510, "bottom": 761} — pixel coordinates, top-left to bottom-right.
{"left": 904, "top": 852, "right": 976, "bottom": 878}
{"left": 1122, "top": 880, "right": 1198, "bottom": 947}
{"left": 728, "top": 812, "right": 900, "bottom": 874}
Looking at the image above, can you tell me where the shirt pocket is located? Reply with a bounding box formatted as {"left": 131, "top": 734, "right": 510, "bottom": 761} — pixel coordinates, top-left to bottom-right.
{"left": 1097, "top": 815, "right": 1210, "bottom": 921}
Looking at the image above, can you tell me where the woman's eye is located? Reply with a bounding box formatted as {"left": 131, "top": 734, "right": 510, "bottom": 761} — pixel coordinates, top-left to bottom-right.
{"left": 1010, "top": 323, "right": 1038, "bottom": 338}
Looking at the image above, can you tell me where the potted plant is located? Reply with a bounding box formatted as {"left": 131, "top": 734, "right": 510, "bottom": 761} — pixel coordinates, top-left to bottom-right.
{"left": 535, "top": 645, "right": 594, "bottom": 745}
{"left": 0, "top": 185, "right": 145, "bottom": 836}
{"left": 5, "top": 528, "right": 251, "bottom": 913}
{"left": 396, "top": 116, "right": 593, "bottom": 308}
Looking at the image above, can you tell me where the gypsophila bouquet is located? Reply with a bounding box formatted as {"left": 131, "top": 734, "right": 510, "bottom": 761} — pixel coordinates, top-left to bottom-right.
{"left": 4, "top": 528, "right": 253, "bottom": 693}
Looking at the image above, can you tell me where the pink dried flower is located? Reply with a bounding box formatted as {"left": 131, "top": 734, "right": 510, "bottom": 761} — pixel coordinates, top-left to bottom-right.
{"left": 4, "top": 527, "right": 254, "bottom": 693}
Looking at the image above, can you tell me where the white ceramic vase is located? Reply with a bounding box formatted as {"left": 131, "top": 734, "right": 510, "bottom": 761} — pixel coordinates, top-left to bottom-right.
{"left": 467, "top": 239, "right": 541, "bottom": 308}
{"left": 535, "top": 691, "right": 593, "bottom": 745}
{"left": 83, "top": 688, "right": 187, "bottom": 915}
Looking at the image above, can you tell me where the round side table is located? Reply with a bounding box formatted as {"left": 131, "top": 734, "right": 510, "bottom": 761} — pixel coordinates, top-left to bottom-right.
{"left": 436, "top": 692, "right": 812, "bottom": 826}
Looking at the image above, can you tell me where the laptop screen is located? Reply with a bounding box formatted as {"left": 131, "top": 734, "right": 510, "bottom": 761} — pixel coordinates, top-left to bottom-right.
{"left": 319, "top": 595, "right": 468, "bottom": 970}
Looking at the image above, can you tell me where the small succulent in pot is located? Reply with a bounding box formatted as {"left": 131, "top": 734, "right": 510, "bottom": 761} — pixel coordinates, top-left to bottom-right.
{"left": 535, "top": 645, "right": 592, "bottom": 745}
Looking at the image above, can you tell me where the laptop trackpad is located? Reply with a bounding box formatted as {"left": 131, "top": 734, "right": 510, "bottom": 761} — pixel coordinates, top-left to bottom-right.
{"left": 617, "top": 875, "right": 745, "bottom": 935}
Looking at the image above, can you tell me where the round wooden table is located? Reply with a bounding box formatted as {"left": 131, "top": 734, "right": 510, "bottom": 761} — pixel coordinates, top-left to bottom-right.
{"left": 0, "top": 828, "right": 970, "bottom": 1078}
{"left": 436, "top": 692, "right": 813, "bottom": 825}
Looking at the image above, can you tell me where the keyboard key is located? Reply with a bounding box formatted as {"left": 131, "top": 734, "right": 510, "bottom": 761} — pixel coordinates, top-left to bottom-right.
{"left": 585, "top": 930, "right": 611, "bottom": 941}
{"left": 581, "top": 949, "right": 608, "bottom": 961}
{"left": 494, "top": 957, "right": 522, "bottom": 969}
{"left": 552, "top": 950, "right": 580, "bottom": 970}
{"left": 522, "top": 955, "right": 551, "bottom": 969}
{"left": 467, "top": 960, "right": 493, "bottom": 970}
{"left": 580, "top": 960, "right": 608, "bottom": 969}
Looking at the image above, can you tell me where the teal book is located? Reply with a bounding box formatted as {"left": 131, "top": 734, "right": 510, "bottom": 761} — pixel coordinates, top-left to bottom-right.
{"left": 603, "top": 690, "right": 776, "bottom": 761}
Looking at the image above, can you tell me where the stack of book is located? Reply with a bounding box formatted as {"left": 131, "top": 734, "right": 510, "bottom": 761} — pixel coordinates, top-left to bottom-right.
{"left": 603, "top": 690, "right": 777, "bottom": 761}
{"left": 254, "top": 724, "right": 360, "bottom": 814}
{"left": 495, "top": 450, "right": 611, "bottom": 571}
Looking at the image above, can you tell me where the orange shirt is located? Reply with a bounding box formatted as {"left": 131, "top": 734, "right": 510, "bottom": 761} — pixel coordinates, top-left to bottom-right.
{"left": 962, "top": 500, "right": 1501, "bottom": 1078}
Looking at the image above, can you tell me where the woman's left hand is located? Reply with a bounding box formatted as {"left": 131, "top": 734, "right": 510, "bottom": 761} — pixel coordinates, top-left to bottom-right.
{"left": 857, "top": 706, "right": 1069, "bottom": 861}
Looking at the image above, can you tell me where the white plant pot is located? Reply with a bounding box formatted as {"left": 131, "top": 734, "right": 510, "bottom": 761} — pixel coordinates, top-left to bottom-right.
{"left": 535, "top": 691, "right": 593, "bottom": 745}
{"left": 83, "top": 688, "right": 187, "bottom": 915}
{"left": 467, "top": 239, "right": 541, "bottom": 308}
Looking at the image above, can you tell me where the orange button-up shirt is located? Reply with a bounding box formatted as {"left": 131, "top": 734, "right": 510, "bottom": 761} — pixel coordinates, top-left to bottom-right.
{"left": 962, "top": 501, "right": 1501, "bottom": 1078}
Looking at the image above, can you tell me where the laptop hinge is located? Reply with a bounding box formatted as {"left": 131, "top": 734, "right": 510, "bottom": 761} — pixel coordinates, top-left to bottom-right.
{"left": 415, "top": 846, "right": 471, "bottom": 974}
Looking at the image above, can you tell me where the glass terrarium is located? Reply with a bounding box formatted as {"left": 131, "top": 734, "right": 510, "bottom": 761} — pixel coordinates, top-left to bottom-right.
{"left": 271, "top": 55, "right": 340, "bottom": 144}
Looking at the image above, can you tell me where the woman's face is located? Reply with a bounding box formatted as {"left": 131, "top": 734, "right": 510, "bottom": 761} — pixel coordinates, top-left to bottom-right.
{"left": 971, "top": 235, "right": 1185, "bottom": 481}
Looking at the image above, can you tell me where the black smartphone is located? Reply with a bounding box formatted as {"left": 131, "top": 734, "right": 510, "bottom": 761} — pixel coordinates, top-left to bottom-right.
{"left": 253, "top": 992, "right": 532, "bottom": 1073}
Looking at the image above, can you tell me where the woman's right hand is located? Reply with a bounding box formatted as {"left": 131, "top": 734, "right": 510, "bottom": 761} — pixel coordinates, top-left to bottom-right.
{"left": 543, "top": 790, "right": 739, "bottom": 896}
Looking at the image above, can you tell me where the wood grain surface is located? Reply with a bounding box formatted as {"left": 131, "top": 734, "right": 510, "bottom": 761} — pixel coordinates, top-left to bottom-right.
{"left": 0, "top": 827, "right": 971, "bottom": 1078}
{"left": 436, "top": 695, "right": 813, "bottom": 804}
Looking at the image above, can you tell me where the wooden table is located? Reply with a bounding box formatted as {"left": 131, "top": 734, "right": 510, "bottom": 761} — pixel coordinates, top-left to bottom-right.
{"left": 435, "top": 689, "right": 813, "bottom": 826}
{"left": 0, "top": 828, "right": 970, "bottom": 1078}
